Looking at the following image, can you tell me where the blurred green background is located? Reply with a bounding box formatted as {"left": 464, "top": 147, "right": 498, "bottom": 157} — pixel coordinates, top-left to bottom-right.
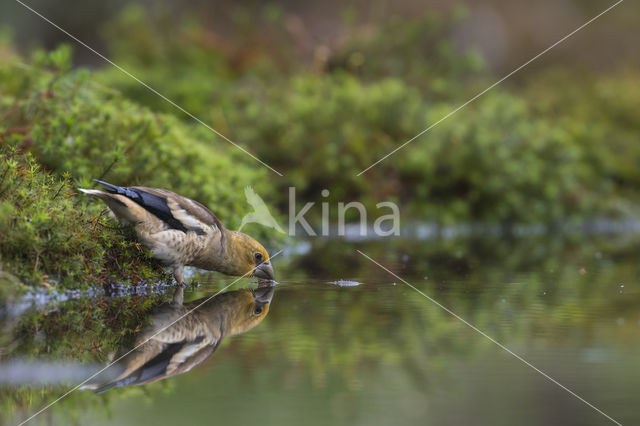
{"left": 1, "top": 2, "right": 640, "bottom": 424}
{"left": 0, "top": 0, "right": 639, "bottom": 282}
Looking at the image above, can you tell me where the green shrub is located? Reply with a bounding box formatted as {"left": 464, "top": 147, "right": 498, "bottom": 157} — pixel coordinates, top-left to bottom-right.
{"left": 221, "top": 75, "right": 636, "bottom": 223}
{"left": 96, "top": 4, "right": 292, "bottom": 116}
{"left": 3, "top": 7, "right": 640, "bottom": 230}
{"left": 0, "top": 45, "right": 285, "bottom": 287}
{"left": 325, "top": 6, "right": 485, "bottom": 98}
{"left": 91, "top": 5, "right": 640, "bottom": 224}
{"left": 395, "top": 91, "right": 620, "bottom": 223}
{"left": 525, "top": 68, "right": 640, "bottom": 201}
{"left": 0, "top": 45, "right": 280, "bottom": 239}
{"left": 96, "top": 5, "right": 484, "bottom": 114}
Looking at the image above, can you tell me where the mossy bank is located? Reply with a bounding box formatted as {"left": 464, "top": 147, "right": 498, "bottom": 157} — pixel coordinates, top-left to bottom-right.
{"left": 0, "top": 46, "right": 278, "bottom": 289}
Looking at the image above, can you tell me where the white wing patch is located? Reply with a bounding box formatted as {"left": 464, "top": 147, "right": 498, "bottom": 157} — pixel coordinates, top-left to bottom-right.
{"left": 167, "top": 198, "right": 218, "bottom": 234}
{"left": 78, "top": 188, "right": 102, "bottom": 196}
{"left": 173, "top": 208, "right": 204, "bottom": 231}
{"left": 166, "top": 339, "right": 215, "bottom": 375}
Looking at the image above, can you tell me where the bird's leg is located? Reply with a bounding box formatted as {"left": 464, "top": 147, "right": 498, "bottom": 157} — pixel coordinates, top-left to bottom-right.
{"left": 173, "top": 265, "right": 187, "bottom": 287}
{"left": 172, "top": 286, "right": 184, "bottom": 305}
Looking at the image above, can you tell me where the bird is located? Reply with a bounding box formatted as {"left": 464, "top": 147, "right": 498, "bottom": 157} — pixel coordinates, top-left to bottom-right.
{"left": 237, "top": 186, "right": 286, "bottom": 233}
{"left": 79, "top": 180, "right": 275, "bottom": 286}
{"left": 82, "top": 284, "right": 275, "bottom": 393}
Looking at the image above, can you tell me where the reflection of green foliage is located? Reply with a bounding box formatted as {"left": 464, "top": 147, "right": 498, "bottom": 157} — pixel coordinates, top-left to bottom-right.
{"left": 261, "top": 234, "right": 640, "bottom": 388}
{"left": 0, "top": 293, "right": 167, "bottom": 424}
{"left": 3, "top": 234, "right": 640, "bottom": 422}
{"left": 13, "top": 294, "right": 163, "bottom": 360}
{"left": 0, "top": 148, "right": 167, "bottom": 287}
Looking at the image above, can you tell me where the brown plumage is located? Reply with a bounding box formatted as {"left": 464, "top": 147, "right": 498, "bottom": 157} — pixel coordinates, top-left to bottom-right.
{"left": 82, "top": 285, "right": 275, "bottom": 392}
{"left": 79, "top": 180, "right": 274, "bottom": 285}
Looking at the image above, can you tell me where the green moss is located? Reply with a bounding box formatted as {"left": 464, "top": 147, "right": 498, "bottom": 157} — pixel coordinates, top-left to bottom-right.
{"left": 0, "top": 44, "right": 280, "bottom": 240}
{"left": 0, "top": 147, "right": 168, "bottom": 288}
{"left": 2, "top": 7, "right": 640, "bottom": 288}
{"left": 0, "top": 43, "right": 284, "bottom": 287}
{"left": 0, "top": 290, "right": 168, "bottom": 422}
{"left": 12, "top": 291, "right": 165, "bottom": 361}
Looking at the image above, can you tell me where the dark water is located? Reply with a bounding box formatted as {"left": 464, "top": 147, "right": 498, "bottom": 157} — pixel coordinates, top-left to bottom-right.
{"left": 1, "top": 234, "right": 639, "bottom": 426}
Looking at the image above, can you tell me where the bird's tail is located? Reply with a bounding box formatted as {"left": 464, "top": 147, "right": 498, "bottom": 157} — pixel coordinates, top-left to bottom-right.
{"left": 77, "top": 188, "right": 105, "bottom": 197}
{"left": 92, "top": 179, "right": 141, "bottom": 200}
{"left": 78, "top": 180, "right": 140, "bottom": 225}
{"left": 91, "top": 379, "right": 128, "bottom": 394}
{"left": 80, "top": 364, "right": 129, "bottom": 394}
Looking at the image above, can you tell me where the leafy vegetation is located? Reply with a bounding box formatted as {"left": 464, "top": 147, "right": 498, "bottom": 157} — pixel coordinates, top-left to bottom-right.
{"left": 0, "top": 147, "right": 168, "bottom": 287}
{"left": 95, "top": 5, "right": 640, "bottom": 223}
{"left": 0, "top": 43, "right": 278, "bottom": 287}
{"left": 0, "top": 44, "right": 275, "bottom": 225}
{"left": 1, "top": 5, "right": 640, "bottom": 287}
{"left": 2, "top": 233, "right": 639, "bottom": 424}
{"left": 0, "top": 290, "right": 167, "bottom": 423}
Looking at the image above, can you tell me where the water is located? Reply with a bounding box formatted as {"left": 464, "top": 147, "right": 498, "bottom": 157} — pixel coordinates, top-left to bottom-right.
{"left": 1, "top": 234, "right": 639, "bottom": 425}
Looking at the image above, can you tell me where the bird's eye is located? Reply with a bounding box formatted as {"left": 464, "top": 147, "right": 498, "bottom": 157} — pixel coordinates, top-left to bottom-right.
{"left": 254, "top": 252, "right": 263, "bottom": 262}
{"left": 254, "top": 307, "right": 263, "bottom": 315}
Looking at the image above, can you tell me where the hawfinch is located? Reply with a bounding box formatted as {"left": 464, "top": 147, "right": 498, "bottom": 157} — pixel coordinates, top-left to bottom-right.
{"left": 83, "top": 285, "right": 274, "bottom": 392}
{"left": 80, "top": 180, "right": 274, "bottom": 285}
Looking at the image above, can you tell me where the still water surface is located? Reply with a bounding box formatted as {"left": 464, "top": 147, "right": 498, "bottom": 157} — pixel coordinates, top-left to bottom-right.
{"left": 1, "top": 234, "right": 639, "bottom": 425}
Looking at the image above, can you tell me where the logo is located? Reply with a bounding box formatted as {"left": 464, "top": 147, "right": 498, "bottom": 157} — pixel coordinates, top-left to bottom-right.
{"left": 238, "top": 186, "right": 400, "bottom": 237}
{"left": 237, "top": 187, "right": 286, "bottom": 233}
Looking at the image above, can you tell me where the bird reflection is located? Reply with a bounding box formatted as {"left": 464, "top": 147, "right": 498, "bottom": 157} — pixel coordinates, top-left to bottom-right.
{"left": 83, "top": 284, "right": 275, "bottom": 393}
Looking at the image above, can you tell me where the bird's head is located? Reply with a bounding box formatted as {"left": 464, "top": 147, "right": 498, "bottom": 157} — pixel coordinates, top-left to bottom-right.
{"left": 225, "top": 231, "right": 275, "bottom": 281}
{"left": 226, "top": 286, "right": 275, "bottom": 336}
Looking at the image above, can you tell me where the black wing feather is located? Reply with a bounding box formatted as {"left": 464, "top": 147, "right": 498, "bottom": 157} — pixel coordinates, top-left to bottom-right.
{"left": 94, "top": 179, "right": 188, "bottom": 233}
{"left": 94, "top": 341, "right": 187, "bottom": 394}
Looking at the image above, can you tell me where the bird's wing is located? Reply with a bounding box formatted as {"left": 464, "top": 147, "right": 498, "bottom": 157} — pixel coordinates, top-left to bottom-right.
{"left": 164, "top": 338, "right": 221, "bottom": 376}
{"left": 93, "top": 307, "right": 223, "bottom": 392}
{"left": 133, "top": 187, "right": 225, "bottom": 235}
{"left": 92, "top": 180, "right": 224, "bottom": 235}
{"left": 92, "top": 338, "right": 221, "bottom": 393}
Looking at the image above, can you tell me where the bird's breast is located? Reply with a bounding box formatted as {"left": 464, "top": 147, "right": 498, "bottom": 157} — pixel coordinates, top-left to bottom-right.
{"left": 136, "top": 225, "right": 222, "bottom": 267}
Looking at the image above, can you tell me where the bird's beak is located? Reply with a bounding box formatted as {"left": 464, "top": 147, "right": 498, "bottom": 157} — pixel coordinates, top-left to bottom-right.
{"left": 253, "top": 261, "right": 275, "bottom": 281}
{"left": 253, "top": 285, "right": 275, "bottom": 304}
